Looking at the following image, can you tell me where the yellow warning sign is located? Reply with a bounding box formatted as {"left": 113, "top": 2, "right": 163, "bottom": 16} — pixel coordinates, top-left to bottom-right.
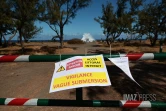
{"left": 56, "top": 66, "right": 65, "bottom": 72}
{"left": 52, "top": 72, "right": 108, "bottom": 90}
{"left": 49, "top": 55, "right": 111, "bottom": 93}
{"left": 82, "top": 56, "right": 104, "bottom": 68}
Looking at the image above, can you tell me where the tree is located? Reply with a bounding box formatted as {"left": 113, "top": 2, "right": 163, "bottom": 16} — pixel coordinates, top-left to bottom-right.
{"left": 39, "top": 0, "right": 91, "bottom": 48}
{"left": 22, "top": 22, "right": 42, "bottom": 42}
{"left": 129, "top": 0, "right": 143, "bottom": 15}
{"left": 0, "top": 0, "right": 14, "bottom": 47}
{"left": 125, "top": 0, "right": 144, "bottom": 42}
{"left": 95, "top": 0, "right": 132, "bottom": 45}
{"left": 9, "top": 0, "right": 43, "bottom": 51}
{"left": 94, "top": 2, "right": 115, "bottom": 45}
{"left": 137, "top": 0, "right": 166, "bottom": 46}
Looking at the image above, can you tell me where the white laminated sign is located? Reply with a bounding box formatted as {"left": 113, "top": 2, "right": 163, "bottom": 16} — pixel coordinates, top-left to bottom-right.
{"left": 50, "top": 55, "right": 111, "bottom": 93}
{"left": 108, "top": 57, "right": 141, "bottom": 87}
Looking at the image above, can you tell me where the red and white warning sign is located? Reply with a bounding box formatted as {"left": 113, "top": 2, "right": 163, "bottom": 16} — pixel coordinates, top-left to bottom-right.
{"left": 66, "top": 59, "right": 83, "bottom": 70}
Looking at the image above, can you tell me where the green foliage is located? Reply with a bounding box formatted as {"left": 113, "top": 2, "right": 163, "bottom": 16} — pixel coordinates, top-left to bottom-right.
{"left": 67, "top": 38, "right": 84, "bottom": 44}
{"left": 39, "top": 0, "right": 91, "bottom": 48}
{"left": 9, "top": 0, "right": 43, "bottom": 50}
{"left": 137, "top": 0, "right": 166, "bottom": 46}
{"left": 95, "top": 0, "right": 166, "bottom": 46}
{"left": 129, "top": 0, "right": 143, "bottom": 15}
{"left": 22, "top": 22, "right": 42, "bottom": 42}
{"left": 10, "top": 0, "right": 41, "bottom": 21}
{"left": 95, "top": 1, "right": 133, "bottom": 45}
{"left": 0, "top": 0, "right": 15, "bottom": 46}
{"left": 124, "top": 0, "right": 144, "bottom": 41}
{"left": 117, "top": 0, "right": 128, "bottom": 18}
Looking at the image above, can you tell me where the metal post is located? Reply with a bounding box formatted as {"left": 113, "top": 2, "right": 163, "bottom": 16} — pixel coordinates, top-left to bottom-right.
{"left": 159, "top": 39, "right": 163, "bottom": 53}
{"left": 159, "top": 40, "right": 163, "bottom": 62}
{"left": 76, "top": 88, "right": 83, "bottom": 101}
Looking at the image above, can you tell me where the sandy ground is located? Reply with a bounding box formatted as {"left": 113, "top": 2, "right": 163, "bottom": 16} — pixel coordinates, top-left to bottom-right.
{"left": 1, "top": 40, "right": 166, "bottom": 54}
{"left": 0, "top": 41, "right": 166, "bottom": 111}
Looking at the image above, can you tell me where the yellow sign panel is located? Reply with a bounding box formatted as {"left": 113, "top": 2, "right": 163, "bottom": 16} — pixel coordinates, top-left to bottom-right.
{"left": 52, "top": 72, "right": 108, "bottom": 90}
{"left": 56, "top": 66, "right": 65, "bottom": 72}
{"left": 82, "top": 56, "right": 104, "bottom": 68}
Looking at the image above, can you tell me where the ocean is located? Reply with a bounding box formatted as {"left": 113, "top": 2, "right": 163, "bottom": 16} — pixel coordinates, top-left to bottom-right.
{"left": 1, "top": 39, "right": 147, "bottom": 43}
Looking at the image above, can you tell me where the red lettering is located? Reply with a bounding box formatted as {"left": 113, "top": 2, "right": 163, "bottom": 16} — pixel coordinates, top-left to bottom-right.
{"left": 66, "top": 59, "right": 83, "bottom": 70}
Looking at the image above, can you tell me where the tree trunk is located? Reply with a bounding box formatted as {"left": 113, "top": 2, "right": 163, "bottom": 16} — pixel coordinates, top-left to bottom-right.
{"left": 2, "top": 35, "right": 7, "bottom": 47}
{"left": 110, "top": 37, "right": 114, "bottom": 43}
{"left": 8, "top": 30, "right": 17, "bottom": 45}
{"left": 0, "top": 34, "right": 2, "bottom": 46}
{"left": 151, "top": 32, "right": 158, "bottom": 47}
{"left": 19, "top": 29, "right": 24, "bottom": 52}
{"left": 106, "top": 35, "right": 110, "bottom": 46}
{"left": 60, "top": 26, "right": 64, "bottom": 48}
{"left": 139, "top": 35, "right": 142, "bottom": 43}
{"left": 23, "top": 36, "right": 28, "bottom": 43}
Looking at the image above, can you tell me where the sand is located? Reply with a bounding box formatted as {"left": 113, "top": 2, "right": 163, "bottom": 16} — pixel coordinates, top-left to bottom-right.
{"left": 0, "top": 41, "right": 166, "bottom": 111}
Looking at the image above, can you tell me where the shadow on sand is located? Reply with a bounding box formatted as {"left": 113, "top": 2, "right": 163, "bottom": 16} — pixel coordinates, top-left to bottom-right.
{"left": 86, "top": 61, "right": 166, "bottom": 111}
{"left": 70, "top": 60, "right": 166, "bottom": 111}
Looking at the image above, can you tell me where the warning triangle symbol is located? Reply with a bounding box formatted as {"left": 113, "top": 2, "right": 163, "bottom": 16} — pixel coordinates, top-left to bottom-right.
{"left": 56, "top": 66, "right": 65, "bottom": 72}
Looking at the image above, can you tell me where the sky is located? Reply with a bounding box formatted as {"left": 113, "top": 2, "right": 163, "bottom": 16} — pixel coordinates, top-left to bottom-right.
{"left": 9, "top": 0, "right": 154, "bottom": 40}
{"left": 34, "top": 0, "right": 118, "bottom": 40}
